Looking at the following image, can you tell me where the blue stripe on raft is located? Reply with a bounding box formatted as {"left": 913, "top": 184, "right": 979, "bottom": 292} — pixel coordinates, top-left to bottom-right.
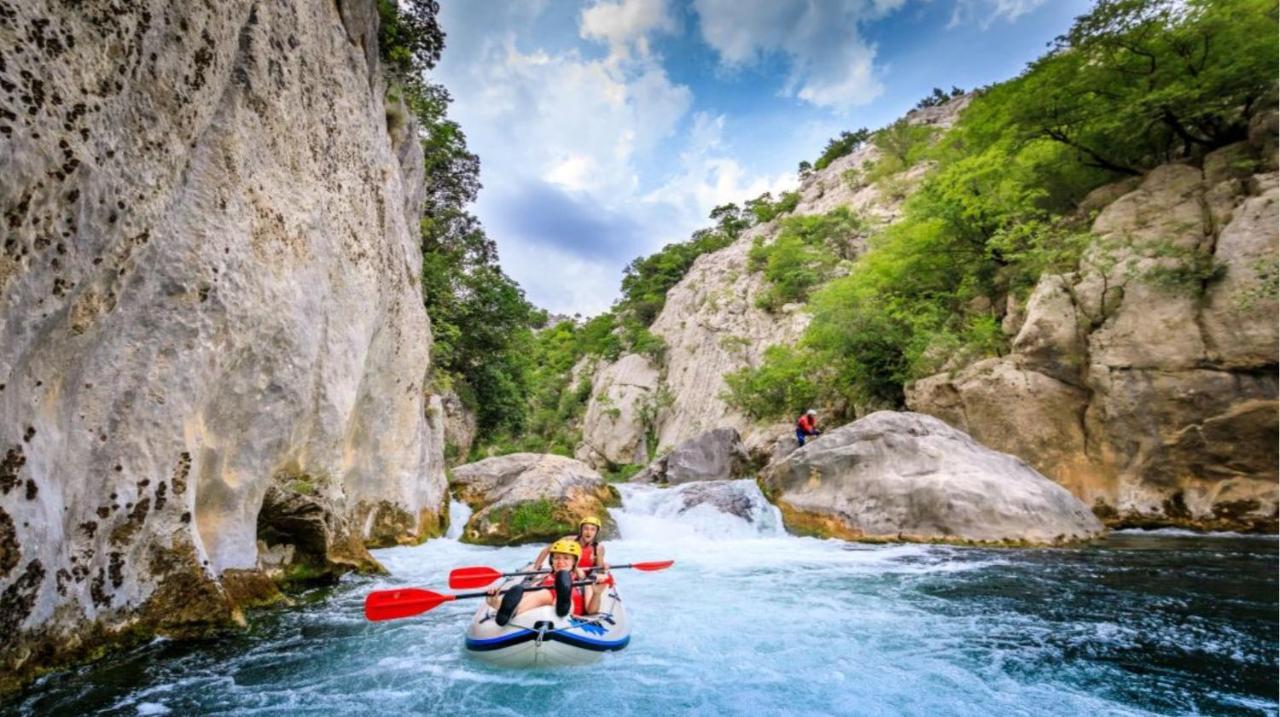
{"left": 465, "top": 629, "right": 535, "bottom": 651}
{"left": 547, "top": 631, "right": 630, "bottom": 652}
{"left": 465, "top": 629, "right": 629, "bottom": 654}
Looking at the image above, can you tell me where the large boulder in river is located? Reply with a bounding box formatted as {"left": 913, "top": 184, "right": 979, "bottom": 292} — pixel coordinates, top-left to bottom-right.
{"left": 632, "top": 427, "right": 752, "bottom": 485}
{"left": 451, "top": 454, "right": 619, "bottom": 546}
{"left": 760, "top": 412, "right": 1104, "bottom": 545}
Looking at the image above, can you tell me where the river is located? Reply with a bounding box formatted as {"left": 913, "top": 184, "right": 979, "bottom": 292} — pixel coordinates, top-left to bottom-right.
{"left": 6, "top": 482, "right": 1277, "bottom": 716}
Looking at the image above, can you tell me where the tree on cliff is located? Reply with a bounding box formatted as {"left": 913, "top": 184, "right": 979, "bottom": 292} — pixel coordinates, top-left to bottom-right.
{"left": 379, "top": 0, "right": 543, "bottom": 438}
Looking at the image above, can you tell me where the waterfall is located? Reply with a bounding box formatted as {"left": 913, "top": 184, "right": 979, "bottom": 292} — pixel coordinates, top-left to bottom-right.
{"left": 612, "top": 480, "right": 785, "bottom": 541}
{"left": 445, "top": 499, "right": 472, "bottom": 540}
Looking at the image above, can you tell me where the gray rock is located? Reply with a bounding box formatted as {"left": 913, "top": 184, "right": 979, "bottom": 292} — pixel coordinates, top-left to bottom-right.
{"left": 451, "top": 454, "right": 617, "bottom": 545}
{"left": 909, "top": 156, "right": 1278, "bottom": 532}
{"left": 760, "top": 412, "right": 1104, "bottom": 545}
{"left": 0, "top": 0, "right": 445, "bottom": 691}
{"left": 632, "top": 427, "right": 751, "bottom": 485}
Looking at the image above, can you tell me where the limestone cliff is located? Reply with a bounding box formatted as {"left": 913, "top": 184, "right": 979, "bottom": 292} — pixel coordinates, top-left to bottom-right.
{"left": 907, "top": 139, "right": 1279, "bottom": 532}
{"left": 0, "top": 0, "right": 445, "bottom": 690}
{"left": 576, "top": 99, "right": 968, "bottom": 465}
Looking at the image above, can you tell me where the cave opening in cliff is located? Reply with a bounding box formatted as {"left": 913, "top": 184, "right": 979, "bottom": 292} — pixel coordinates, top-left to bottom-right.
{"left": 255, "top": 484, "right": 335, "bottom": 585}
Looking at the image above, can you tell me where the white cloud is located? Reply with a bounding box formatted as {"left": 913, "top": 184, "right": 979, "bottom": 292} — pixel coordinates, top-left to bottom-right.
{"left": 643, "top": 113, "right": 797, "bottom": 233}
{"left": 580, "top": 0, "right": 677, "bottom": 63}
{"left": 432, "top": 2, "right": 801, "bottom": 315}
{"left": 692, "top": 0, "right": 908, "bottom": 109}
{"left": 948, "top": 0, "right": 1050, "bottom": 29}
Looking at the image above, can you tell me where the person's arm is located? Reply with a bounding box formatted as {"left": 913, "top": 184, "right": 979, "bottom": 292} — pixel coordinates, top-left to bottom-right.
{"left": 595, "top": 543, "right": 608, "bottom": 572}
{"left": 532, "top": 543, "right": 553, "bottom": 570}
{"left": 586, "top": 579, "right": 605, "bottom": 614}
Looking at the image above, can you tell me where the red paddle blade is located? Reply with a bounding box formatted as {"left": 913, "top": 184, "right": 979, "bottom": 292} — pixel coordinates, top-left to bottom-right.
{"left": 448, "top": 566, "right": 505, "bottom": 590}
{"left": 364, "top": 588, "right": 454, "bottom": 621}
{"left": 631, "top": 560, "right": 675, "bottom": 571}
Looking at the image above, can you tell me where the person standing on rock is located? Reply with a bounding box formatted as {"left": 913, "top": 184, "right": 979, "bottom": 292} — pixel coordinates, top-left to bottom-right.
{"left": 796, "top": 409, "right": 822, "bottom": 447}
{"left": 533, "top": 516, "right": 609, "bottom": 574}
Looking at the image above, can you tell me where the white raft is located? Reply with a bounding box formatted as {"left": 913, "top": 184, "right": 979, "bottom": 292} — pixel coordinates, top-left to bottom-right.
{"left": 464, "top": 567, "right": 631, "bottom": 667}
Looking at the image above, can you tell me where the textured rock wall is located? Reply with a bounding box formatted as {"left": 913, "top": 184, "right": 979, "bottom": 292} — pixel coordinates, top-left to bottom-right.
{"left": 0, "top": 0, "right": 445, "bottom": 689}
{"left": 576, "top": 98, "right": 973, "bottom": 466}
{"left": 907, "top": 139, "right": 1279, "bottom": 531}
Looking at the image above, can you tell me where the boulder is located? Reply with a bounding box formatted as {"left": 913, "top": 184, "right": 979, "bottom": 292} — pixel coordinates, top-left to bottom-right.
{"left": 451, "top": 454, "right": 619, "bottom": 545}
{"left": 628, "top": 480, "right": 785, "bottom": 537}
{"left": 631, "top": 427, "right": 751, "bottom": 485}
{"left": 760, "top": 412, "right": 1104, "bottom": 545}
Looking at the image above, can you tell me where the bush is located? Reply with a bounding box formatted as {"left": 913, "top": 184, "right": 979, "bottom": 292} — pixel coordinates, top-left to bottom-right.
{"left": 814, "top": 128, "right": 871, "bottom": 170}
{"left": 747, "top": 208, "right": 863, "bottom": 311}
{"left": 723, "top": 345, "right": 820, "bottom": 420}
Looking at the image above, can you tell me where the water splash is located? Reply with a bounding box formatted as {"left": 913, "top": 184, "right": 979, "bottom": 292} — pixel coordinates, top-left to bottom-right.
{"left": 612, "top": 480, "right": 784, "bottom": 541}
{"left": 446, "top": 499, "right": 472, "bottom": 540}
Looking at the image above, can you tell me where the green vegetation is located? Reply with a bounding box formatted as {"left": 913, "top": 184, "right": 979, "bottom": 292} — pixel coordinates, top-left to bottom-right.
{"left": 747, "top": 208, "right": 863, "bottom": 312}
{"left": 378, "top": 0, "right": 545, "bottom": 440}
{"left": 603, "top": 463, "right": 645, "bottom": 483}
{"left": 914, "top": 86, "right": 966, "bottom": 110}
{"left": 863, "top": 118, "right": 939, "bottom": 185}
{"left": 726, "top": 0, "right": 1277, "bottom": 420}
{"left": 506, "top": 499, "right": 572, "bottom": 537}
{"left": 814, "top": 128, "right": 871, "bottom": 170}
{"left": 474, "top": 194, "right": 802, "bottom": 459}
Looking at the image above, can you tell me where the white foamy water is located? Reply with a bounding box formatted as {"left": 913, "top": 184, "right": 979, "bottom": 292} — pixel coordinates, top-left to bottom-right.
{"left": 8, "top": 482, "right": 1277, "bottom": 717}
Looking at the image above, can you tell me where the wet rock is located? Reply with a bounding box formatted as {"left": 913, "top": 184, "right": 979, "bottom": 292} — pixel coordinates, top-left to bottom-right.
{"left": 451, "top": 454, "right": 619, "bottom": 545}
{"left": 0, "top": 0, "right": 443, "bottom": 692}
{"left": 761, "top": 412, "right": 1104, "bottom": 545}
{"left": 632, "top": 427, "right": 751, "bottom": 485}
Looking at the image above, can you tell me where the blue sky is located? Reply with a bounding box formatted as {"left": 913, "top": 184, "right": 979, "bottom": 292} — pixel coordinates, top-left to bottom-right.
{"left": 430, "top": 0, "right": 1093, "bottom": 315}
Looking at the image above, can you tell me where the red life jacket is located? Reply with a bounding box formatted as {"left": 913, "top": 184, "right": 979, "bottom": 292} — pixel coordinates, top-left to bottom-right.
{"left": 797, "top": 414, "right": 815, "bottom": 433}
{"left": 540, "top": 573, "right": 585, "bottom": 615}
{"left": 579, "top": 543, "right": 596, "bottom": 570}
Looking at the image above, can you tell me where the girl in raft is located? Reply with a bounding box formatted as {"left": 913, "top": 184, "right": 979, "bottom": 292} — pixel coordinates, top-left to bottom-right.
{"left": 485, "top": 539, "right": 607, "bottom": 626}
{"left": 532, "top": 516, "right": 609, "bottom": 574}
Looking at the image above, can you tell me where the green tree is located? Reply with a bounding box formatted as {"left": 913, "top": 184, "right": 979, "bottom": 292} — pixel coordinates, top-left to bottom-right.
{"left": 814, "top": 128, "right": 871, "bottom": 170}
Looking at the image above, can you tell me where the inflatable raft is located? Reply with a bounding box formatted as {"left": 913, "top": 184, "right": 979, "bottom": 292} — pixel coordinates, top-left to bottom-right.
{"left": 464, "top": 566, "right": 631, "bottom": 667}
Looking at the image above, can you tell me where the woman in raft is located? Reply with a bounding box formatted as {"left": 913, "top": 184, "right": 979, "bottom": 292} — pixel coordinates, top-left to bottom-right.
{"left": 533, "top": 516, "right": 609, "bottom": 574}
{"left": 486, "top": 539, "right": 607, "bottom": 626}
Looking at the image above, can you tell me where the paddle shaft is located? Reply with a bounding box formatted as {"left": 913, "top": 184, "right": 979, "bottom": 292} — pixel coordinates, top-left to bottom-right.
{"left": 456, "top": 578, "right": 600, "bottom": 601}
{"left": 492, "top": 562, "right": 654, "bottom": 579}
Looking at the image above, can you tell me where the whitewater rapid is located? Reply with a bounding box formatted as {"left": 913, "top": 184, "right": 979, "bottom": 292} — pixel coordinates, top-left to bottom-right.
{"left": 7, "top": 481, "right": 1277, "bottom": 717}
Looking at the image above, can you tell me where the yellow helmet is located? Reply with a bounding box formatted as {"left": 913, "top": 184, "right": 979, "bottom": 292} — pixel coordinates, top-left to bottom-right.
{"left": 548, "top": 539, "right": 582, "bottom": 560}
{"left": 578, "top": 516, "right": 602, "bottom": 529}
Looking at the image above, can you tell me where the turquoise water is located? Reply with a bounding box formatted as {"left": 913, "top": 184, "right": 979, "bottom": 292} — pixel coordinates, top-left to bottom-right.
{"left": 5, "top": 483, "right": 1277, "bottom": 716}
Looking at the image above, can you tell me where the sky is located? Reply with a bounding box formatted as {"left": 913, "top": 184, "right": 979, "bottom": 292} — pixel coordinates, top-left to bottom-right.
{"left": 429, "top": 0, "right": 1094, "bottom": 316}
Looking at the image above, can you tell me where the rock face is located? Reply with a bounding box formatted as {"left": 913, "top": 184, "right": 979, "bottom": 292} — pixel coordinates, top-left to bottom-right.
{"left": 632, "top": 427, "right": 751, "bottom": 485}
{"left": 576, "top": 97, "right": 972, "bottom": 465}
{"left": 577, "top": 353, "right": 660, "bottom": 468}
{"left": 908, "top": 142, "right": 1279, "bottom": 532}
{"left": 434, "top": 390, "right": 477, "bottom": 464}
{"left": 760, "top": 412, "right": 1104, "bottom": 545}
{"left": 451, "top": 454, "right": 619, "bottom": 545}
{"left": 0, "top": 0, "right": 445, "bottom": 691}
